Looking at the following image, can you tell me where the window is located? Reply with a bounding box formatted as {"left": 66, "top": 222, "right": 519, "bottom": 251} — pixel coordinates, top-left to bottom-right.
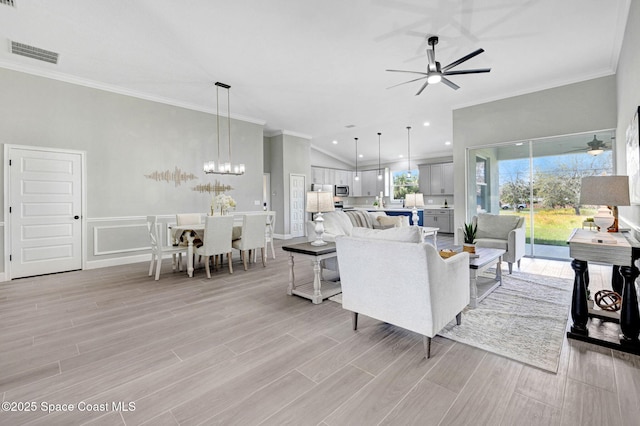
{"left": 391, "top": 169, "right": 419, "bottom": 201}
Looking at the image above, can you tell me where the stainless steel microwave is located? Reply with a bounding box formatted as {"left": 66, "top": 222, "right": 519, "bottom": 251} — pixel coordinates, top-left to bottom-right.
{"left": 335, "top": 185, "right": 349, "bottom": 197}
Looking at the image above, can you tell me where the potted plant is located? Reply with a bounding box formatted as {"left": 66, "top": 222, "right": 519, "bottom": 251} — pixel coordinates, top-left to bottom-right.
{"left": 462, "top": 221, "right": 477, "bottom": 254}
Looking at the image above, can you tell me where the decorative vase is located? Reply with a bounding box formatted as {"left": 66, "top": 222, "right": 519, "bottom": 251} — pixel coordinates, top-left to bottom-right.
{"left": 463, "top": 243, "right": 476, "bottom": 254}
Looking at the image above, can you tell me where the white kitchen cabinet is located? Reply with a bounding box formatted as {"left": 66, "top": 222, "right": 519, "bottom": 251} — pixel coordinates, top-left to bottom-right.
{"left": 311, "top": 167, "right": 325, "bottom": 185}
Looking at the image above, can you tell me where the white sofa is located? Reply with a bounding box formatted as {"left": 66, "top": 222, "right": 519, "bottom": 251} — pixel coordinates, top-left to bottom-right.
{"left": 335, "top": 234, "right": 470, "bottom": 358}
{"left": 305, "top": 210, "right": 408, "bottom": 243}
{"left": 460, "top": 213, "right": 526, "bottom": 274}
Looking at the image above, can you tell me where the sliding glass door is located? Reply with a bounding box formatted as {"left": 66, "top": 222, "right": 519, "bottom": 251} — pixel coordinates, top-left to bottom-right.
{"left": 467, "top": 130, "right": 614, "bottom": 260}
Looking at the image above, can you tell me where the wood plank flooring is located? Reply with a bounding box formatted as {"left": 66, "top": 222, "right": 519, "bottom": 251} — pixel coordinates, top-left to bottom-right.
{"left": 1, "top": 236, "right": 639, "bottom": 425}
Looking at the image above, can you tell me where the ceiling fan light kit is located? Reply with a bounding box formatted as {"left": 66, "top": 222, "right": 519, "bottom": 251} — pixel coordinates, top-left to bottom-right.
{"left": 386, "top": 36, "right": 490, "bottom": 95}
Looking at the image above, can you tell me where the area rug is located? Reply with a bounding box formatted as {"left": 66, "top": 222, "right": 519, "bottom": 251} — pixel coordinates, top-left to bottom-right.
{"left": 438, "top": 271, "right": 572, "bottom": 373}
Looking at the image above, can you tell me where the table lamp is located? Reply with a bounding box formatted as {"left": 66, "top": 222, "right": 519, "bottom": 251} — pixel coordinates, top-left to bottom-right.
{"left": 579, "top": 176, "right": 630, "bottom": 243}
{"left": 306, "top": 191, "right": 335, "bottom": 246}
{"left": 404, "top": 193, "right": 425, "bottom": 226}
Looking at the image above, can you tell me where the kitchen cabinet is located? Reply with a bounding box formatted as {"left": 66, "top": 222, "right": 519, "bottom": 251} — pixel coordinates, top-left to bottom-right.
{"left": 359, "top": 170, "right": 379, "bottom": 196}
{"left": 423, "top": 209, "right": 453, "bottom": 233}
{"left": 311, "top": 167, "right": 325, "bottom": 185}
{"left": 418, "top": 162, "right": 454, "bottom": 195}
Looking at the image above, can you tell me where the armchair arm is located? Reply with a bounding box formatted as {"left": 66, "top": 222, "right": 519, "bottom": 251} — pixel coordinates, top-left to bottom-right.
{"left": 426, "top": 248, "right": 470, "bottom": 333}
{"left": 506, "top": 226, "right": 526, "bottom": 264}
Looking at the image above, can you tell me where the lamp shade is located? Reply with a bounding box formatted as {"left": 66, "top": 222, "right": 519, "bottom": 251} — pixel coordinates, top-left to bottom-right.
{"left": 404, "top": 193, "right": 425, "bottom": 208}
{"left": 579, "top": 176, "right": 630, "bottom": 206}
{"left": 306, "top": 191, "right": 335, "bottom": 213}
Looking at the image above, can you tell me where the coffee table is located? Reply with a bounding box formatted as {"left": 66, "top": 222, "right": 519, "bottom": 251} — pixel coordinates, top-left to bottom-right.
{"left": 282, "top": 242, "right": 341, "bottom": 304}
{"left": 468, "top": 247, "right": 505, "bottom": 308}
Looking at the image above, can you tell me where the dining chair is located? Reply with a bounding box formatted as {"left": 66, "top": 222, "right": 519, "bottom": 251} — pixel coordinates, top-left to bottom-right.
{"left": 232, "top": 213, "right": 269, "bottom": 271}
{"left": 195, "top": 215, "right": 235, "bottom": 278}
{"left": 147, "top": 216, "right": 187, "bottom": 280}
{"left": 265, "top": 211, "right": 276, "bottom": 259}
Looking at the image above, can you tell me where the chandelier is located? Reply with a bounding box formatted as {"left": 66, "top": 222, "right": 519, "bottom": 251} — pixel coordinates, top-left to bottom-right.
{"left": 203, "top": 82, "right": 245, "bottom": 175}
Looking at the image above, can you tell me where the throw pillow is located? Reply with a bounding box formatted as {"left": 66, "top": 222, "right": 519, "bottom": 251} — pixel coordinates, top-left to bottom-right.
{"left": 376, "top": 215, "right": 402, "bottom": 228}
{"left": 351, "top": 226, "right": 421, "bottom": 242}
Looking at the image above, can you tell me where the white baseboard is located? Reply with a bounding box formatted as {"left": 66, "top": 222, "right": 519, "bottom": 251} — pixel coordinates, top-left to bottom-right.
{"left": 274, "top": 233, "right": 298, "bottom": 240}
{"left": 0, "top": 272, "right": 6, "bottom": 282}
{"left": 85, "top": 254, "right": 150, "bottom": 270}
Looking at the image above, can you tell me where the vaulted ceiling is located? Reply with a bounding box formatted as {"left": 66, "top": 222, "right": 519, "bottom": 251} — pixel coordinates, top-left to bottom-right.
{"left": 0, "top": 0, "right": 630, "bottom": 166}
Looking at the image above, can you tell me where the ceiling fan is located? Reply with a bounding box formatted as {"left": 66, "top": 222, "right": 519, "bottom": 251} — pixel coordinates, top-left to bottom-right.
{"left": 568, "top": 135, "right": 612, "bottom": 156}
{"left": 386, "top": 36, "right": 491, "bottom": 95}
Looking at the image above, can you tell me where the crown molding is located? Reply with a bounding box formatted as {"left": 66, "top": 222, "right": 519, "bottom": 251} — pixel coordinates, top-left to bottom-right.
{"left": 0, "top": 61, "right": 267, "bottom": 126}
{"left": 264, "top": 129, "right": 312, "bottom": 140}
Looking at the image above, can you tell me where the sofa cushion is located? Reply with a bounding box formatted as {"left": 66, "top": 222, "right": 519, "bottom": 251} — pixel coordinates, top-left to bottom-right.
{"left": 475, "top": 214, "right": 522, "bottom": 240}
{"left": 376, "top": 215, "right": 403, "bottom": 228}
{"left": 322, "top": 211, "right": 353, "bottom": 236}
{"left": 344, "top": 210, "right": 374, "bottom": 228}
{"left": 351, "top": 226, "right": 421, "bottom": 242}
{"left": 475, "top": 238, "right": 508, "bottom": 251}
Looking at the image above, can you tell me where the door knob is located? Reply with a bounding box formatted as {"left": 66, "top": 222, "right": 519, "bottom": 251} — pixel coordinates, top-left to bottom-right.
{"left": 74, "top": 215, "right": 80, "bottom": 220}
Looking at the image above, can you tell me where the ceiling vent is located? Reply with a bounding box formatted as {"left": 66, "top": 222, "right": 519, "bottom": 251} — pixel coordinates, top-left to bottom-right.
{"left": 345, "top": 124, "right": 356, "bottom": 128}
{"left": 11, "top": 41, "right": 59, "bottom": 64}
{"left": 0, "top": 0, "right": 16, "bottom": 7}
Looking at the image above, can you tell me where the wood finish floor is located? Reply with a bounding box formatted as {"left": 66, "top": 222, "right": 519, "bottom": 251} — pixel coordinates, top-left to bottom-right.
{"left": 1, "top": 236, "right": 639, "bottom": 425}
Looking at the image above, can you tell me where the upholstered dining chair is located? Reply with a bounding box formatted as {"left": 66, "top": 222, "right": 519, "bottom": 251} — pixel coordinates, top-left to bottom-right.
{"left": 232, "top": 213, "right": 269, "bottom": 271}
{"left": 195, "top": 215, "right": 235, "bottom": 278}
{"left": 147, "top": 216, "right": 187, "bottom": 280}
{"left": 265, "top": 211, "right": 276, "bottom": 259}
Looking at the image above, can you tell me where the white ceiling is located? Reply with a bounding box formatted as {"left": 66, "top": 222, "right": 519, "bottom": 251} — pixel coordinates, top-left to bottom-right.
{"left": 0, "top": 0, "right": 630, "bottom": 166}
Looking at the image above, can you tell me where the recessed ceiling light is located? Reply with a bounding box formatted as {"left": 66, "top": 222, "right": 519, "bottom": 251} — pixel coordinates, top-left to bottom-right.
{"left": 359, "top": 154, "right": 363, "bottom": 158}
{"left": 445, "top": 141, "right": 451, "bottom": 145}
{"left": 398, "top": 154, "right": 403, "bottom": 158}
{"left": 423, "top": 122, "right": 430, "bottom": 126}
{"left": 332, "top": 140, "right": 338, "bottom": 144}
{"left": 515, "top": 142, "right": 524, "bottom": 146}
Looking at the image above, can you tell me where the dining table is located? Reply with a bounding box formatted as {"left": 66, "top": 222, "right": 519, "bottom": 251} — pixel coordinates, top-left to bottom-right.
{"left": 170, "top": 220, "right": 242, "bottom": 277}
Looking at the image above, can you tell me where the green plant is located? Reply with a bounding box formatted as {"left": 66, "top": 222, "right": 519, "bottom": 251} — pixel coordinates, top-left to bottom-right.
{"left": 462, "top": 222, "right": 477, "bottom": 244}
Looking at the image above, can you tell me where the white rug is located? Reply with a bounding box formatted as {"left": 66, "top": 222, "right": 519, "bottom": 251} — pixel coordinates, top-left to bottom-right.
{"left": 330, "top": 272, "right": 572, "bottom": 373}
{"left": 438, "top": 271, "right": 571, "bottom": 373}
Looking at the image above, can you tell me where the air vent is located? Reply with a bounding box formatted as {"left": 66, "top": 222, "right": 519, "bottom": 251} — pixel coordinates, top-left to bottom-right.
{"left": 11, "top": 41, "right": 59, "bottom": 64}
{"left": 1, "top": 0, "right": 16, "bottom": 7}
{"left": 345, "top": 124, "right": 356, "bottom": 128}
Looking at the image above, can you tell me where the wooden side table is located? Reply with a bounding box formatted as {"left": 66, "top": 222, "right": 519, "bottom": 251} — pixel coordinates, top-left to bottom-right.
{"left": 282, "top": 242, "right": 341, "bottom": 304}
{"left": 567, "top": 229, "right": 640, "bottom": 355}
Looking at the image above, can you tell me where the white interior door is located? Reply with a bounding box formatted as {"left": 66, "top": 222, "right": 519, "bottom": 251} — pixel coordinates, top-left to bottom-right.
{"left": 290, "top": 174, "right": 305, "bottom": 238}
{"left": 8, "top": 146, "right": 84, "bottom": 279}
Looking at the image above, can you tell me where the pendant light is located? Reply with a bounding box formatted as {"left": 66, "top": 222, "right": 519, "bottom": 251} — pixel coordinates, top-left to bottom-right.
{"left": 406, "top": 126, "right": 412, "bottom": 178}
{"left": 354, "top": 137, "right": 360, "bottom": 181}
{"left": 203, "top": 82, "right": 245, "bottom": 175}
{"left": 377, "top": 132, "right": 383, "bottom": 180}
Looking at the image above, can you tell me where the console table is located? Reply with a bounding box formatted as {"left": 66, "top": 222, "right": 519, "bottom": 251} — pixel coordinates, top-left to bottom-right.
{"left": 567, "top": 229, "right": 640, "bottom": 355}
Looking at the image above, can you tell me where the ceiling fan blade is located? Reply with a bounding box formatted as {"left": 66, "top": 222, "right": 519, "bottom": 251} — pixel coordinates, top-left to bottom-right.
{"left": 442, "top": 48, "right": 485, "bottom": 72}
{"left": 386, "top": 76, "right": 427, "bottom": 90}
{"left": 443, "top": 68, "right": 491, "bottom": 76}
{"left": 415, "top": 80, "right": 430, "bottom": 96}
{"left": 426, "top": 50, "right": 437, "bottom": 71}
{"left": 386, "top": 69, "right": 428, "bottom": 76}
{"left": 441, "top": 77, "right": 460, "bottom": 90}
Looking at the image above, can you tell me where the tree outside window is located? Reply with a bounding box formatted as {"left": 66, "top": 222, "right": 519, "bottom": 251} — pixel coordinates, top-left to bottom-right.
{"left": 392, "top": 169, "right": 419, "bottom": 201}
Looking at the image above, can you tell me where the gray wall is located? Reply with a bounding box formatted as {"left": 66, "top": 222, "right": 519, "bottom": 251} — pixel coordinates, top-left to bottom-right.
{"left": 310, "top": 148, "right": 353, "bottom": 170}
{"left": 268, "top": 133, "right": 311, "bottom": 237}
{"left": 616, "top": 0, "right": 640, "bottom": 238}
{"left": 0, "top": 68, "right": 264, "bottom": 272}
{"left": 452, "top": 75, "right": 618, "bottom": 239}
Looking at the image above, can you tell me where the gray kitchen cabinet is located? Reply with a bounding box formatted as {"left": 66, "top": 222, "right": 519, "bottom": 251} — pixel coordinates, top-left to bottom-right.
{"left": 418, "top": 162, "right": 454, "bottom": 195}
{"left": 423, "top": 209, "right": 453, "bottom": 233}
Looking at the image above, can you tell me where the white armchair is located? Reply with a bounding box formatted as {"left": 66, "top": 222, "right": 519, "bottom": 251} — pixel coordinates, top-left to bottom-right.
{"left": 464, "top": 214, "right": 525, "bottom": 274}
{"left": 335, "top": 235, "right": 470, "bottom": 358}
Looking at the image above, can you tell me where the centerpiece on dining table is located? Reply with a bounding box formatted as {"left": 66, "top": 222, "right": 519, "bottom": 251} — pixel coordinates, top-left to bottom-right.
{"left": 211, "top": 193, "right": 236, "bottom": 216}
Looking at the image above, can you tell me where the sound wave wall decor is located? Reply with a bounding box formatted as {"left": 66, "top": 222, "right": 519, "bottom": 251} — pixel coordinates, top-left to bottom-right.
{"left": 192, "top": 181, "right": 234, "bottom": 194}
{"left": 145, "top": 166, "right": 198, "bottom": 187}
